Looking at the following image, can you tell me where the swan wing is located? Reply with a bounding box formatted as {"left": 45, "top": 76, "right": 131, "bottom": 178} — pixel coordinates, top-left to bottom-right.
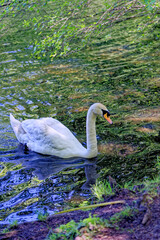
{"left": 21, "top": 118, "right": 84, "bottom": 157}
{"left": 41, "top": 117, "right": 74, "bottom": 136}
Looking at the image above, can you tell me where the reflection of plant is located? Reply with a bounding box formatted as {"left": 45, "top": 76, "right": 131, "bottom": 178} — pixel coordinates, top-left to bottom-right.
{"left": 32, "top": 0, "right": 157, "bottom": 59}
{"left": 91, "top": 180, "right": 114, "bottom": 200}
{"left": 0, "top": 162, "right": 22, "bottom": 178}
{"left": 1, "top": 0, "right": 157, "bottom": 59}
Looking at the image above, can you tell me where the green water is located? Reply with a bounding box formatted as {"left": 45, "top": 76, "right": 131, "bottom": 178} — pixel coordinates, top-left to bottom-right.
{"left": 0, "top": 2, "right": 159, "bottom": 226}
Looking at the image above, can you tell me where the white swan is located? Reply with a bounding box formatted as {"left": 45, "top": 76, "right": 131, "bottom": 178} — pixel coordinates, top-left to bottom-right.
{"left": 10, "top": 103, "right": 112, "bottom": 158}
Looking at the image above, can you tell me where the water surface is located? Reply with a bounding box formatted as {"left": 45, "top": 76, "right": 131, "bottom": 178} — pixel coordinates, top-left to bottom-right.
{"left": 0, "top": 5, "right": 159, "bottom": 226}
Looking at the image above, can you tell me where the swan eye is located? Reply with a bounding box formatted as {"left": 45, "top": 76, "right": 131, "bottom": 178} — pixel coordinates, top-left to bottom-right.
{"left": 102, "top": 109, "right": 110, "bottom": 117}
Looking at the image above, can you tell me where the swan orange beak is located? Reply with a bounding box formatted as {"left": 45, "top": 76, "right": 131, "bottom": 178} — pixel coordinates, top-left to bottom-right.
{"left": 104, "top": 113, "right": 113, "bottom": 124}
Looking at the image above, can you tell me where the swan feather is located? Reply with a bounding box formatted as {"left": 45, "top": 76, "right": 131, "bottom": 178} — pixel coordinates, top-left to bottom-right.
{"left": 10, "top": 103, "right": 112, "bottom": 158}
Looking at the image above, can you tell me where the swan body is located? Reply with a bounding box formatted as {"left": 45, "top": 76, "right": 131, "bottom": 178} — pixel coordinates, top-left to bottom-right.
{"left": 10, "top": 103, "right": 112, "bottom": 158}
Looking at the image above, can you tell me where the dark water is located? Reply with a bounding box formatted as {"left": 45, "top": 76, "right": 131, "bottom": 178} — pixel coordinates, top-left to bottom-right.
{"left": 0, "top": 5, "right": 160, "bottom": 226}
{"left": 0, "top": 145, "right": 98, "bottom": 224}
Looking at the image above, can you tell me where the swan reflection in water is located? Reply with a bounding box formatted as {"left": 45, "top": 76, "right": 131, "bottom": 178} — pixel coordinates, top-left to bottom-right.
{"left": 24, "top": 156, "right": 99, "bottom": 191}
{"left": 23, "top": 153, "right": 99, "bottom": 190}
{"left": 1, "top": 144, "right": 99, "bottom": 190}
{"left": 0, "top": 144, "right": 99, "bottom": 225}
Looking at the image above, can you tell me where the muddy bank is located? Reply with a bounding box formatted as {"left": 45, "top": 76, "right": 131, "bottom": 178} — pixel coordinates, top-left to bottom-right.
{"left": 1, "top": 187, "right": 160, "bottom": 240}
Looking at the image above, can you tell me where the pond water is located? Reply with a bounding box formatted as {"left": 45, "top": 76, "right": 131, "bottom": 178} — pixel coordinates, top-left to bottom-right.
{"left": 0, "top": 5, "right": 160, "bottom": 226}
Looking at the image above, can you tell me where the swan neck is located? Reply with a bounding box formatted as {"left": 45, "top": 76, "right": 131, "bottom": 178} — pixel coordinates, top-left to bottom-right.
{"left": 86, "top": 108, "right": 97, "bottom": 157}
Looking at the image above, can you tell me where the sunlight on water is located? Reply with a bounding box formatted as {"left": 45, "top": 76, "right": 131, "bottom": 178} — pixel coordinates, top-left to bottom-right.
{"left": 0, "top": 8, "right": 159, "bottom": 226}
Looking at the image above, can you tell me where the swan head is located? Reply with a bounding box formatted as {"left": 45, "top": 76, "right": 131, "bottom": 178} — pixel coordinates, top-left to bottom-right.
{"left": 90, "top": 103, "right": 112, "bottom": 124}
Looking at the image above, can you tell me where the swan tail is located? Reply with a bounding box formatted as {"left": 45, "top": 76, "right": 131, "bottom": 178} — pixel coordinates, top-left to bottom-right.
{"left": 10, "top": 113, "right": 26, "bottom": 143}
